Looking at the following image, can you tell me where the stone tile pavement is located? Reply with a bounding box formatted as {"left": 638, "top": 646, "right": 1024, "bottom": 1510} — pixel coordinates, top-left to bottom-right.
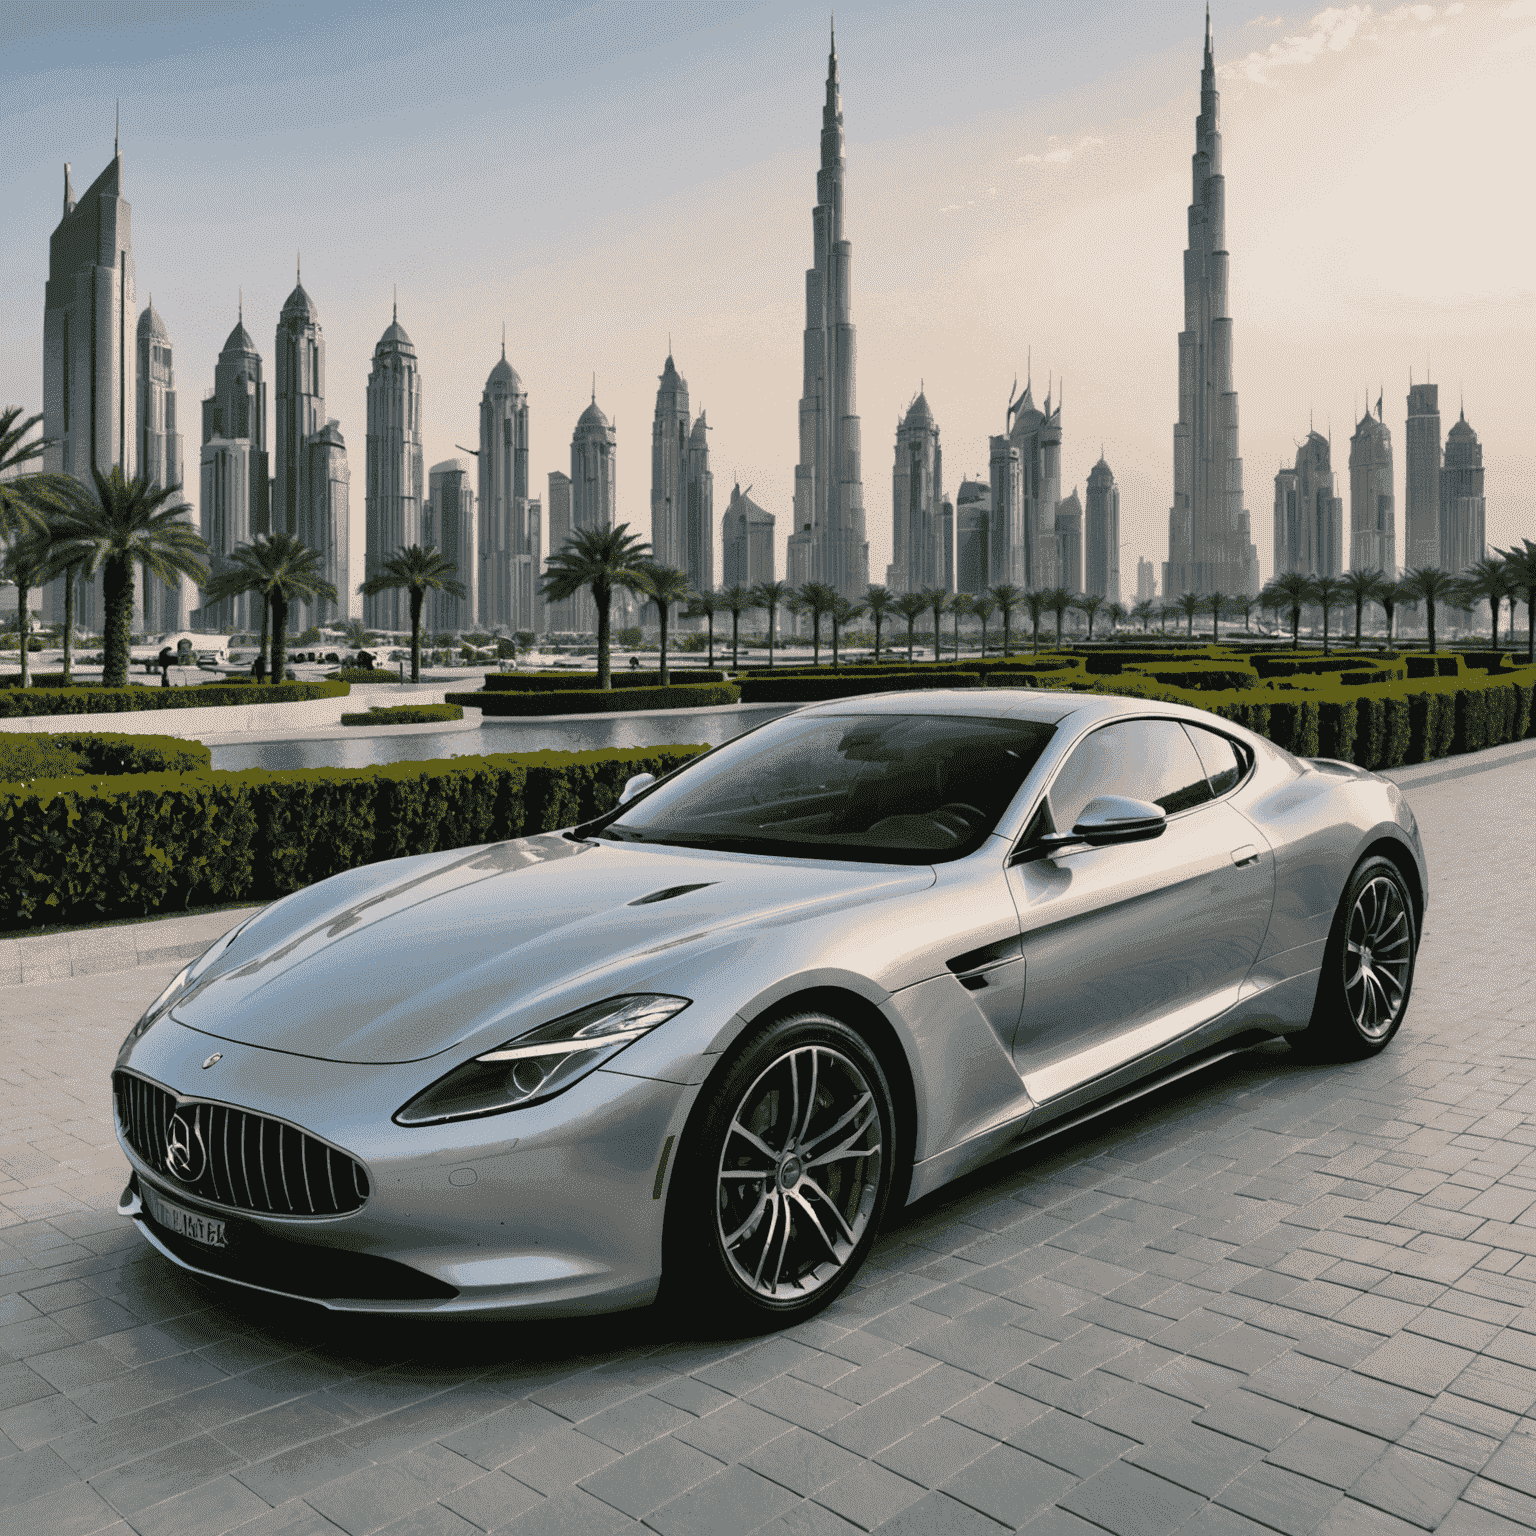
{"left": 0, "top": 750, "right": 1531, "bottom": 1536}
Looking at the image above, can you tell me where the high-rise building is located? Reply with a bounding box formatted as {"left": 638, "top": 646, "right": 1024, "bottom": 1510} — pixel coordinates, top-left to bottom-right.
{"left": 568, "top": 394, "right": 629, "bottom": 630}
{"left": 721, "top": 483, "right": 775, "bottom": 597}
{"left": 478, "top": 343, "right": 541, "bottom": 633}
{"left": 1055, "top": 488, "right": 1083, "bottom": 595}
{"left": 792, "top": 24, "right": 868, "bottom": 599}
{"left": 424, "top": 458, "right": 474, "bottom": 631}
{"left": 651, "top": 354, "right": 689, "bottom": 572}
{"left": 1137, "top": 557, "right": 1157, "bottom": 604}
{"left": 939, "top": 497, "right": 954, "bottom": 593}
{"left": 137, "top": 299, "right": 187, "bottom": 631}
{"left": 955, "top": 480, "right": 989, "bottom": 596}
{"left": 273, "top": 268, "right": 350, "bottom": 625}
{"left": 685, "top": 414, "right": 712, "bottom": 598}
{"left": 1274, "top": 430, "right": 1343, "bottom": 578}
{"left": 544, "top": 470, "right": 575, "bottom": 632}
{"left": 1404, "top": 380, "right": 1441, "bottom": 570}
{"left": 1348, "top": 400, "right": 1394, "bottom": 575}
{"left": 202, "top": 306, "right": 268, "bottom": 470}
{"left": 42, "top": 150, "right": 136, "bottom": 632}
{"left": 888, "top": 391, "right": 945, "bottom": 593}
{"left": 1440, "top": 406, "right": 1485, "bottom": 576}
{"left": 1085, "top": 457, "right": 1121, "bottom": 602}
{"left": 988, "top": 378, "right": 1062, "bottom": 590}
{"left": 1165, "top": 14, "right": 1259, "bottom": 600}
{"left": 363, "top": 303, "right": 424, "bottom": 632}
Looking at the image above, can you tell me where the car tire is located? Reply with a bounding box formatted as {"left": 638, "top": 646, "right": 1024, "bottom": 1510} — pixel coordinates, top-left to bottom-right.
{"left": 1292, "top": 855, "right": 1418, "bottom": 1061}
{"left": 661, "top": 1010, "right": 895, "bottom": 1334}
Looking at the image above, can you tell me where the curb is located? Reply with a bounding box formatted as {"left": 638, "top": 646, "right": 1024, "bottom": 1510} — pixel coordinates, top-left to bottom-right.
{"left": 0, "top": 906, "right": 260, "bottom": 988}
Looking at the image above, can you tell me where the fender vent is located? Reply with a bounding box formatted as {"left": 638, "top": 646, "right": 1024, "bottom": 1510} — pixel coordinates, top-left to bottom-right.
{"left": 628, "top": 883, "right": 717, "bottom": 906}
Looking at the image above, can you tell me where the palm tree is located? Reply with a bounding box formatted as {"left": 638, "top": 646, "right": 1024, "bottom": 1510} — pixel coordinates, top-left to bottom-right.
{"left": 357, "top": 545, "right": 467, "bottom": 682}
{"left": 684, "top": 588, "right": 719, "bottom": 669}
{"left": 344, "top": 616, "right": 370, "bottom": 650}
{"left": 920, "top": 586, "right": 949, "bottom": 661}
{"left": 719, "top": 584, "right": 752, "bottom": 671}
{"left": 1233, "top": 593, "right": 1254, "bottom": 633}
{"left": 864, "top": 584, "right": 893, "bottom": 662}
{"left": 830, "top": 596, "right": 866, "bottom": 669}
{"left": 1131, "top": 597, "right": 1156, "bottom": 633}
{"left": 950, "top": 591, "right": 974, "bottom": 656}
{"left": 636, "top": 563, "right": 692, "bottom": 686}
{"left": 0, "top": 406, "right": 68, "bottom": 536}
{"left": 540, "top": 523, "right": 652, "bottom": 689}
{"left": 1262, "top": 572, "right": 1318, "bottom": 650}
{"left": 1376, "top": 578, "right": 1405, "bottom": 648}
{"left": 972, "top": 595, "right": 996, "bottom": 657}
{"left": 796, "top": 581, "right": 838, "bottom": 667}
{"left": 1340, "top": 568, "right": 1384, "bottom": 648}
{"left": 894, "top": 591, "right": 927, "bottom": 662}
{"left": 1074, "top": 592, "right": 1106, "bottom": 642}
{"left": 205, "top": 532, "right": 337, "bottom": 685}
{"left": 1024, "top": 589, "right": 1049, "bottom": 653}
{"left": 1311, "top": 574, "right": 1350, "bottom": 656}
{"left": 1174, "top": 591, "right": 1202, "bottom": 639}
{"left": 49, "top": 466, "right": 209, "bottom": 687}
{"left": 1497, "top": 540, "right": 1536, "bottom": 662}
{"left": 1402, "top": 566, "right": 1458, "bottom": 654}
{"left": 1462, "top": 555, "right": 1512, "bottom": 649}
{"left": 988, "top": 584, "right": 1023, "bottom": 657}
{"left": 750, "top": 579, "right": 794, "bottom": 668}
{"left": 1206, "top": 591, "right": 1226, "bottom": 642}
{"left": 0, "top": 533, "right": 53, "bottom": 687}
{"left": 1106, "top": 600, "right": 1127, "bottom": 637}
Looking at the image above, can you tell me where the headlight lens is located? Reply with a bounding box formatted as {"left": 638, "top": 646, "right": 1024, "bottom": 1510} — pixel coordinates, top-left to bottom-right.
{"left": 394, "top": 993, "right": 691, "bottom": 1126}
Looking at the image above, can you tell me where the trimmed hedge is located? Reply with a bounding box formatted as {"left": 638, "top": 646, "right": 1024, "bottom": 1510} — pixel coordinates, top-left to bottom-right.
{"left": 481, "top": 669, "right": 726, "bottom": 692}
{"left": 1148, "top": 670, "right": 1259, "bottom": 692}
{"left": 444, "top": 682, "right": 740, "bottom": 716}
{"left": 0, "top": 737, "right": 85, "bottom": 783}
{"left": 0, "top": 732, "right": 213, "bottom": 782}
{"left": 0, "top": 745, "right": 710, "bottom": 930}
{"left": 339, "top": 703, "right": 465, "bottom": 727}
{"left": 738, "top": 671, "right": 982, "bottom": 704}
{"left": 326, "top": 668, "right": 399, "bottom": 684}
{"left": 0, "top": 680, "right": 349, "bottom": 717}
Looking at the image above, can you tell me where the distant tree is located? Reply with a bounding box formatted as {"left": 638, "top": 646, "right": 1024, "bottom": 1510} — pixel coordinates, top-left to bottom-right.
{"left": 1401, "top": 566, "right": 1459, "bottom": 655}
{"left": 864, "top": 584, "right": 893, "bottom": 662}
{"left": 830, "top": 595, "right": 867, "bottom": 669}
{"left": 1173, "top": 590, "right": 1202, "bottom": 639}
{"left": 988, "top": 583, "right": 1023, "bottom": 657}
{"left": 920, "top": 586, "right": 949, "bottom": 660}
{"left": 719, "top": 583, "right": 752, "bottom": 670}
{"left": 1262, "top": 573, "right": 1318, "bottom": 651}
{"left": 1340, "top": 568, "right": 1384, "bottom": 648}
{"left": 206, "top": 532, "right": 336, "bottom": 685}
{"left": 539, "top": 523, "right": 651, "bottom": 688}
{"left": 636, "top": 563, "right": 692, "bottom": 686}
{"left": 796, "top": 581, "right": 838, "bottom": 667}
{"left": 750, "top": 579, "right": 794, "bottom": 668}
{"left": 1074, "top": 591, "right": 1106, "bottom": 642}
{"left": 1024, "top": 588, "right": 1049, "bottom": 653}
{"left": 1496, "top": 539, "right": 1536, "bottom": 662}
{"left": 1206, "top": 590, "right": 1226, "bottom": 642}
{"left": 1310, "top": 575, "right": 1350, "bottom": 656}
{"left": 1131, "top": 597, "right": 1156, "bottom": 633}
{"left": 0, "top": 406, "right": 67, "bottom": 537}
{"left": 358, "top": 545, "right": 466, "bottom": 683}
{"left": 1374, "top": 579, "right": 1405, "bottom": 647}
{"left": 1462, "top": 555, "right": 1513, "bottom": 649}
{"left": 893, "top": 590, "right": 927, "bottom": 662}
{"left": 971, "top": 594, "right": 995, "bottom": 657}
{"left": 0, "top": 533, "right": 52, "bottom": 687}
{"left": 684, "top": 587, "right": 719, "bottom": 670}
{"left": 1106, "top": 600, "right": 1127, "bottom": 636}
{"left": 950, "top": 590, "right": 974, "bottom": 656}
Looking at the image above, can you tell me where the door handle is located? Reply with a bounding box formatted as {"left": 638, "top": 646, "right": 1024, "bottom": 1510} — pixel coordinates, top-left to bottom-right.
{"left": 1231, "top": 845, "right": 1259, "bottom": 867}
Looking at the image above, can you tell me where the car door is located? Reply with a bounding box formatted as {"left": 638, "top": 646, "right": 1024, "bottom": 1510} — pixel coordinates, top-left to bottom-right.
{"left": 1005, "top": 717, "right": 1274, "bottom": 1106}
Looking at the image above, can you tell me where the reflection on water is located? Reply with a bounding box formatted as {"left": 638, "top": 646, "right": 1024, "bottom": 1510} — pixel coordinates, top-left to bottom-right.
{"left": 208, "top": 704, "right": 799, "bottom": 772}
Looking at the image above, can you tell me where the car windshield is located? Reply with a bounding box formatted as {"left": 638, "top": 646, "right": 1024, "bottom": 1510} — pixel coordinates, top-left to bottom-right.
{"left": 596, "top": 712, "right": 1057, "bottom": 863}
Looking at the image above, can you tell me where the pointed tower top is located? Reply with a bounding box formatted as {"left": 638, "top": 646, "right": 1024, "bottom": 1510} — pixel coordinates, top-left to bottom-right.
{"left": 501, "top": 322, "right": 506, "bottom": 360}
{"left": 238, "top": 286, "right": 242, "bottom": 323}
{"left": 62, "top": 162, "right": 75, "bottom": 217}
{"left": 114, "top": 99, "right": 119, "bottom": 157}
{"left": 393, "top": 285, "right": 397, "bottom": 323}
{"left": 296, "top": 250, "right": 301, "bottom": 282}
{"left": 592, "top": 372, "right": 596, "bottom": 404}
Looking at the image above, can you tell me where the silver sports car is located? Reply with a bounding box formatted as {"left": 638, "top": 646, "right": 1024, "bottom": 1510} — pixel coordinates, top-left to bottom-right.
{"left": 114, "top": 689, "right": 1427, "bottom": 1329}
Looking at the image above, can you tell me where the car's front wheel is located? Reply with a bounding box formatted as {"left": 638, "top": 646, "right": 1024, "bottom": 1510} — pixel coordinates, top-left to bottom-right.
{"left": 1294, "top": 854, "right": 1418, "bottom": 1060}
{"left": 663, "top": 1010, "right": 895, "bottom": 1332}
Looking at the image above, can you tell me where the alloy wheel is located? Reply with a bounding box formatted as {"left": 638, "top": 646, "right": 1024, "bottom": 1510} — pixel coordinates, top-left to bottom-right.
{"left": 1344, "top": 875, "right": 1412, "bottom": 1040}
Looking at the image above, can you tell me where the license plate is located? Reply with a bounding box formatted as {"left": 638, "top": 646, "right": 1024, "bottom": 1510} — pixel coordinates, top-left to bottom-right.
{"left": 143, "top": 1184, "right": 229, "bottom": 1249}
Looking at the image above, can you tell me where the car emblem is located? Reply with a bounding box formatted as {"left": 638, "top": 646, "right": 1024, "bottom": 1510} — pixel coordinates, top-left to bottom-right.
{"left": 165, "top": 1110, "right": 207, "bottom": 1183}
{"left": 202, "top": 1053, "right": 222, "bottom": 1069}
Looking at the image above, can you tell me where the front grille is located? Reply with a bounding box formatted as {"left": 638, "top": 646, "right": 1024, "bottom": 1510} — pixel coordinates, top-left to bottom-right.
{"left": 114, "top": 1070, "right": 370, "bottom": 1217}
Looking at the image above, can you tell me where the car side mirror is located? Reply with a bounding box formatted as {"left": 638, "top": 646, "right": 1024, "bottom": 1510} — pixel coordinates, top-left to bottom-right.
{"left": 618, "top": 772, "right": 656, "bottom": 806}
{"left": 1024, "top": 795, "right": 1167, "bottom": 857}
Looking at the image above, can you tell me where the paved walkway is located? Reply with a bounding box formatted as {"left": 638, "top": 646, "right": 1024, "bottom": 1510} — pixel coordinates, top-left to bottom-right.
{"left": 0, "top": 750, "right": 1531, "bottom": 1536}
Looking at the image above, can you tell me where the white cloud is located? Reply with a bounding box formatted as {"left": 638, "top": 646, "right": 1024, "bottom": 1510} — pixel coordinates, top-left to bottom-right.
{"left": 1498, "top": 0, "right": 1536, "bottom": 16}
{"left": 1223, "top": 3, "right": 1467, "bottom": 84}
{"left": 1248, "top": 14, "right": 1288, "bottom": 25}
{"left": 1016, "top": 134, "right": 1106, "bottom": 165}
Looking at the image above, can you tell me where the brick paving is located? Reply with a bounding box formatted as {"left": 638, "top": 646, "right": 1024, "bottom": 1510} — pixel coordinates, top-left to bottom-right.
{"left": 0, "top": 752, "right": 1531, "bottom": 1536}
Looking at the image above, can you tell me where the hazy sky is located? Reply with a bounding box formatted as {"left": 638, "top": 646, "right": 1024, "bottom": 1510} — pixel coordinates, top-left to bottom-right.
{"left": 3, "top": 0, "right": 1531, "bottom": 603}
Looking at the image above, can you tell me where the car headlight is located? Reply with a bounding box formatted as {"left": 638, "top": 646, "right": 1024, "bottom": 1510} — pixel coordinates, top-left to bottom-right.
{"left": 119, "top": 915, "right": 257, "bottom": 1051}
{"left": 394, "top": 994, "right": 691, "bottom": 1127}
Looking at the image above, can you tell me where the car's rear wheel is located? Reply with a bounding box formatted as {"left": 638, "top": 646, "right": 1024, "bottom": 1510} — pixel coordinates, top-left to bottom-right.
{"left": 1293, "top": 854, "right": 1417, "bottom": 1061}
{"left": 662, "top": 1011, "right": 895, "bottom": 1332}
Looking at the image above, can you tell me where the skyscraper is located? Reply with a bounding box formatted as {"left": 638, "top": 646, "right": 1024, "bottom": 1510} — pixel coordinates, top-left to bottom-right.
{"left": 651, "top": 354, "right": 689, "bottom": 575}
{"left": 424, "top": 458, "right": 474, "bottom": 631}
{"left": 1137, "top": 557, "right": 1157, "bottom": 604}
{"left": 1440, "top": 406, "right": 1485, "bottom": 576}
{"left": 955, "top": 480, "right": 989, "bottom": 596}
{"left": 888, "top": 391, "right": 945, "bottom": 593}
{"left": 792, "top": 24, "right": 868, "bottom": 599}
{"left": 1085, "top": 457, "right": 1121, "bottom": 602}
{"left": 569, "top": 394, "right": 625, "bottom": 630}
{"left": 988, "top": 378, "right": 1062, "bottom": 590}
{"left": 685, "top": 414, "right": 712, "bottom": 597}
{"left": 364, "top": 302, "right": 424, "bottom": 631}
{"left": 1055, "top": 488, "right": 1083, "bottom": 595}
{"left": 1404, "top": 380, "right": 1441, "bottom": 570}
{"left": 478, "top": 343, "right": 541, "bottom": 633}
{"left": 1165, "top": 12, "right": 1259, "bottom": 600}
{"left": 1274, "top": 430, "right": 1343, "bottom": 578}
{"left": 1348, "top": 400, "right": 1394, "bottom": 574}
{"left": 722, "top": 484, "right": 775, "bottom": 591}
{"left": 545, "top": 470, "right": 575, "bottom": 632}
{"left": 137, "top": 299, "right": 187, "bottom": 631}
{"left": 42, "top": 149, "right": 135, "bottom": 632}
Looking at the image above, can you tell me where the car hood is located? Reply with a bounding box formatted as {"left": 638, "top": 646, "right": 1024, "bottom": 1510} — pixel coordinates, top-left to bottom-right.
{"left": 171, "top": 834, "right": 930, "bottom": 1064}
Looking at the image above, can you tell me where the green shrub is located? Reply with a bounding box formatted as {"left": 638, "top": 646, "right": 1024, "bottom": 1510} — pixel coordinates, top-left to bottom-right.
{"left": 1147, "top": 669, "right": 1258, "bottom": 692}
{"left": 325, "top": 668, "right": 399, "bottom": 684}
{"left": 480, "top": 669, "right": 725, "bottom": 692}
{"left": 445, "top": 682, "right": 739, "bottom": 716}
{"left": 738, "top": 671, "right": 981, "bottom": 704}
{"left": 0, "top": 673, "right": 84, "bottom": 688}
{"left": 1406, "top": 655, "right": 1464, "bottom": 680}
{"left": 0, "top": 681, "right": 348, "bottom": 717}
{"left": 0, "top": 731, "right": 213, "bottom": 779}
{"left": 1352, "top": 695, "right": 1384, "bottom": 770}
{"left": 340, "top": 704, "right": 464, "bottom": 727}
{"left": 1266, "top": 699, "right": 1321, "bottom": 758}
{"left": 0, "top": 736, "right": 86, "bottom": 783}
{"left": 0, "top": 745, "right": 710, "bottom": 930}
{"left": 1317, "top": 698, "right": 1357, "bottom": 763}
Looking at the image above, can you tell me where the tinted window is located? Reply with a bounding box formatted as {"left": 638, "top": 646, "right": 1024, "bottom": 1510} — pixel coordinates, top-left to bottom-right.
{"left": 1184, "top": 724, "right": 1246, "bottom": 797}
{"left": 1047, "top": 719, "right": 1214, "bottom": 831}
{"left": 598, "top": 713, "right": 1057, "bottom": 863}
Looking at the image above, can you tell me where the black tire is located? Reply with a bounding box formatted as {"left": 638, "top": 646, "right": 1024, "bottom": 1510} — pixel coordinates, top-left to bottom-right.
{"left": 1292, "top": 854, "right": 1417, "bottom": 1061}
{"left": 661, "top": 1010, "right": 896, "bottom": 1334}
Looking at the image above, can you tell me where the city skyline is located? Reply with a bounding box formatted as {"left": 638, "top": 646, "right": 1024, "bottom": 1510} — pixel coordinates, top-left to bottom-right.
{"left": 3, "top": 1, "right": 1531, "bottom": 610}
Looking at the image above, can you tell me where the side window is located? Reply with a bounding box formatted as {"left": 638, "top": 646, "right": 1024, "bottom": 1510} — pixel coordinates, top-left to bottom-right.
{"left": 1184, "top": 724, "right": 1246, "bottom": 797}
{"left": 1048, "top": 719, "right": 1214, "bottom": 831}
